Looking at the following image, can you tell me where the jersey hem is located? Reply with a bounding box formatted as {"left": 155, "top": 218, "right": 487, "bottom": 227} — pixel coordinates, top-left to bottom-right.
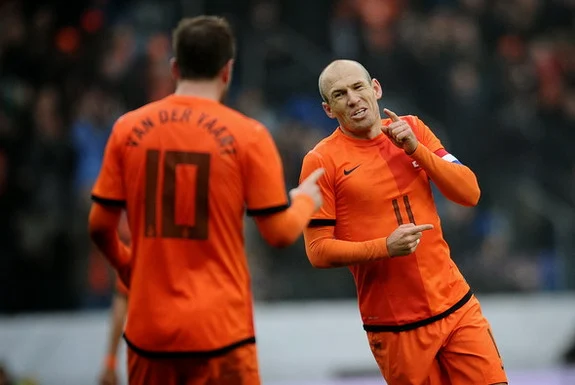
{"left": 362, "top": 289, "right": 473, "bottom": 332}
{"left": 123, "top": 334, "right": 256, "bottom": 359}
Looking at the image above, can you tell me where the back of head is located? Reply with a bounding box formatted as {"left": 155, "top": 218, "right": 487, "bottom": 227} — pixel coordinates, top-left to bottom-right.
{"left": 172, "top": 16, "right": 236, "bottom": 80}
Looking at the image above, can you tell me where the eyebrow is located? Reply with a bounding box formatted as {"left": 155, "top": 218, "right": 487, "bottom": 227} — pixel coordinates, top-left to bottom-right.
{"left": 330, "top": 81, "right": 367, "bottom": 97}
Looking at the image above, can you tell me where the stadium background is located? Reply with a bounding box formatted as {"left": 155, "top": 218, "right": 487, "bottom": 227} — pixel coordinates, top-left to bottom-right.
{"left": 1, "top": 0, "right": 575, "bottom": 383}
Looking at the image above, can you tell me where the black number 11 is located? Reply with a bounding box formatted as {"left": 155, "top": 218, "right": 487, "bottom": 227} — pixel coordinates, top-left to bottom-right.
{"left": 392, "top": 195, "right": 415, "bottom": 225}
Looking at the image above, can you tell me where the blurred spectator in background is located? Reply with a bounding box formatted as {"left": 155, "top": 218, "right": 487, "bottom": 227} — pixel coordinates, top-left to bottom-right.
{"left": 72, "top": 86, "right": 123, "bottom": 205}
{"left": 0, "top": 0, "right": 574, "bottom": 310}
{"left": 70, "top": 85, "right": 120, "bottom": 307}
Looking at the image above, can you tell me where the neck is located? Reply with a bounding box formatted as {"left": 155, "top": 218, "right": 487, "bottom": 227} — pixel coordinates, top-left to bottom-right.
{"left": 340, "top": 120, "right": 383, "bottom": 140}
{"left": 174, "top": 79, "right": 223, "bottom": 101}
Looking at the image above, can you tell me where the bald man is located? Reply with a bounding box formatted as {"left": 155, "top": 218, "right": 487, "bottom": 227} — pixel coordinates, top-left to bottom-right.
{"left": 299, "top": 60, "right": 507, "bottom": 385}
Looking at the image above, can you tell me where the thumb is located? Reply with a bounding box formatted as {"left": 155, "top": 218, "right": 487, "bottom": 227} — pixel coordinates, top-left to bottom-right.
{"left": 301, "top": 168, "right": 325, "bottom": 185}
{"left": 384, "top": 108, "right": 400, "bottom": 122}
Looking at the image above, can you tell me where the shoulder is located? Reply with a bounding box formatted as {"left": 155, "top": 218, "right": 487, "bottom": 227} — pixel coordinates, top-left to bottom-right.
{"left": 301, "top": 131, "right": 342, "bottom": 180}
{"left": 112, "top": 100, "right": 165, "bottom": 134}
{"left": 210, "top": 103, "right": 261, "bottom": 130}
{"left": 210, "top": 105, "right": 272, "bottom": 146}
{"left": 303, "top": 130, "right": 340, "bottom": 163}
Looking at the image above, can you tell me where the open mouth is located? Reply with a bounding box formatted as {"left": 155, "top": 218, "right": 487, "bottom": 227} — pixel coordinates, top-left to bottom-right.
{"left": 352, "top": 108, "right": 367, "bottom": 119}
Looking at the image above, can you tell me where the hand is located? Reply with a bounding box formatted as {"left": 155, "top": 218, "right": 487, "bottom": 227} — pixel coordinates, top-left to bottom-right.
{"left": 381, "top": 109, "right": 419, "bottom": 154}
{"left": 98, "top": 368, "right": 118, "bottom": 385}
{"left": 290, "top": 168, "right": 325, "bottom": 211}
{"left": 386, "top": 223, "right": 434, "bottom": 257}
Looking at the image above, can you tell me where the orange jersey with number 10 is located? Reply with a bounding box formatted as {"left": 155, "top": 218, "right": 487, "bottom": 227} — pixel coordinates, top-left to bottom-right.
{"left": 300, "top": 116, "right": 471, "bottom": 330}
{"left": 92, "top": 95, "right": 289, "bottom": 355}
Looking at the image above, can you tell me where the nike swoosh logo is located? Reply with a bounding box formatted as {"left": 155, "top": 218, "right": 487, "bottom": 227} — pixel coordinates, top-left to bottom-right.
{"left": 343, "top": 165, "right": 361, "bottom": 175}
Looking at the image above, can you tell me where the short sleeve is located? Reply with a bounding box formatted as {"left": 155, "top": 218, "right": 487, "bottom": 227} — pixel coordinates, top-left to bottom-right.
{"left": 243, "top": 123, "right": 289, "bottom": 216}
{"left": 115, "top": 276, "right": 129, "bottom": 296}
{"left": 91, "top": 120, "right": 126, "bottom": 206}
{"left": 408, "top": 116, "right": 444, "bottom": 154}
{"left": 300, "top": 151, "right": 336, "bottom": 227}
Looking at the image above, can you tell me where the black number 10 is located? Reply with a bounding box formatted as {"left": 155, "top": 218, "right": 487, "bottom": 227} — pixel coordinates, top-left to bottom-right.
{"left": 392, "top": 195, "right": 415, "bottom": 225}
{"left": 145, "top": 150, "right": 210, "bottom": 239}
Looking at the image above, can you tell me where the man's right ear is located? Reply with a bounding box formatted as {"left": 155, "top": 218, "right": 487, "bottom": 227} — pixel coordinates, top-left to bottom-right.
{"left": 221, "top": 59, "right": 234, "bottom": 84}
{"left": 170, "top": 58, "right": 179, "bottom": 80}
{"left": 322, "top": 102, "right": 335, "bottom": 119}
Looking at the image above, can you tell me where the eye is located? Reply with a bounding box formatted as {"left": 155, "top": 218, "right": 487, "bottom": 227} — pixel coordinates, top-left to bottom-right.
{"left": 354, "top": 84, "right": 364, "bottom": 90}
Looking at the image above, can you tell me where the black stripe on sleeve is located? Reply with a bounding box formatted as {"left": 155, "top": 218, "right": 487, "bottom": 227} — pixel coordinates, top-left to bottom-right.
{"left": 91, "top": 194, "right": 126, "bottom": 207}
{"left": 308, "top": 219, "right": 336, "bottom": 227}
{"left": 246, "top": 203, "right": 290, "bottom": 217}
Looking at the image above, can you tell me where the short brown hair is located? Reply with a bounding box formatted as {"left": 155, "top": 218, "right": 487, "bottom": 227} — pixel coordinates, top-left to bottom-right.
{"left": 172, "top": 16, "right": 236, "bottom": 80}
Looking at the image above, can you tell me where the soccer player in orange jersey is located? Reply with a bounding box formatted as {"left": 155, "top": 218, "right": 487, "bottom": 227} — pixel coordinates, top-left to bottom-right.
{"left": 98, "top": 277, "right": 128, "bottom": 385}
{"left": 88, "top": 16, "right": 324, "bottom": 385}
{"left": 300, "top": 60, "right": 508, "bottom": 385}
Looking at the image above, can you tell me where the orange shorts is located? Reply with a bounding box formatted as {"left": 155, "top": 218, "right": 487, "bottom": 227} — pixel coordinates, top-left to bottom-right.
{"left": 367, "top": 296, "right": 508, "bottom": 385}
{"left": 127, "top": 343, "right": 260, "bottom": 385}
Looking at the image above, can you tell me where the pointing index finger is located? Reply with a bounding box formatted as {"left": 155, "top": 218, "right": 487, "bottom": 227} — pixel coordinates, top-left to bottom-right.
{"left": 302, "top": 168, "right": 325, "bottom": 184}
{"left": 409, "top": 224, "right": 434, "bottom": 233}
{"left": 384, "top": 108, "right": 400, "bottom": 122}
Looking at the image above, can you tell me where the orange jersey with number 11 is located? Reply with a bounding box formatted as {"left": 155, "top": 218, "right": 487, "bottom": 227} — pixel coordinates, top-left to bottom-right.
{"left": 300, "top": 116, "right": 471, "bottom": 329}
{"left": 92, "top": 95, "right": 289, "bottom": 355}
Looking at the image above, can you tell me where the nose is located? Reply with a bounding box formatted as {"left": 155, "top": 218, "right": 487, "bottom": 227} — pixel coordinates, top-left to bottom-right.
{"left": 347, "top": 90, "right": 360, "bottom": 106}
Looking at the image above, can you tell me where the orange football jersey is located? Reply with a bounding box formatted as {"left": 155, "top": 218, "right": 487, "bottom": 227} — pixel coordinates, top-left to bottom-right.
{"left": 300, "top": 116, "right": 471, "bottom": 329}
{"left": 92, "top": 95, "right": 289, "bottom": 354}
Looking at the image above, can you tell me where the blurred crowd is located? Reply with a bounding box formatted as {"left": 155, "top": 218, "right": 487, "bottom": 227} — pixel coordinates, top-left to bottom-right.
{"left": 1, "top": 0, "right": 574, "bottom": 313}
